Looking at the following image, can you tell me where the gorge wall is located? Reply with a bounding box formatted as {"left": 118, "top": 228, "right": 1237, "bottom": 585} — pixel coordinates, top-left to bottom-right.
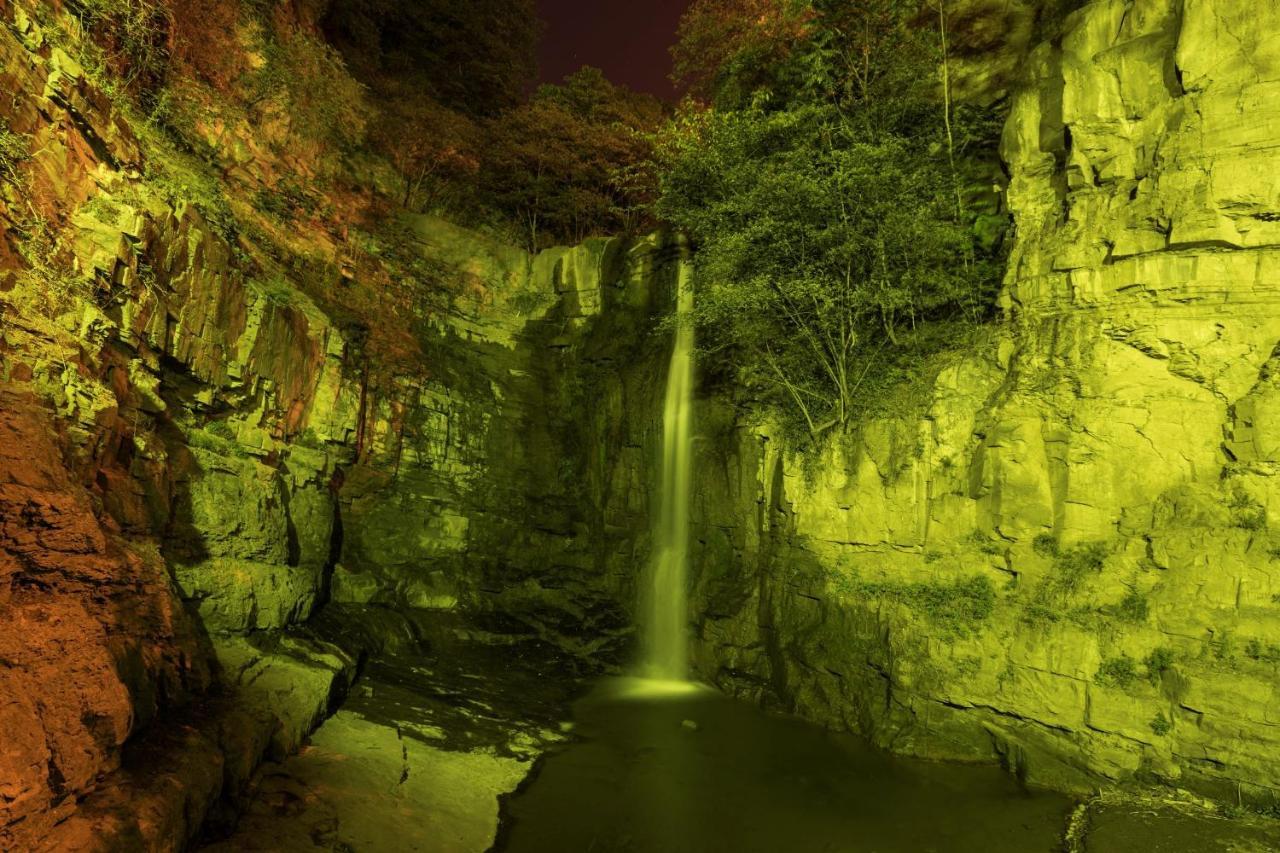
{"left": 644, "top": 0, "right": 1280, "bottom": 811}
{"left": 0, "top": 1, "right": 679, "bottom": 845}
{"left": 5, "top": 0, "right": 1280, "bottom": 847}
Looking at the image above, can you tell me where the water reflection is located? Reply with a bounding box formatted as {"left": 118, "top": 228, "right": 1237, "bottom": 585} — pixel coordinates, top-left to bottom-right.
{"left": 497, "top": 679, "right": 1071, "bottom": 853}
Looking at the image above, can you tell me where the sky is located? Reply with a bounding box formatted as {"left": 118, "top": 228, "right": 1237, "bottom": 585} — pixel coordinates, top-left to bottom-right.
{"left": 535, "top": 1, "right": 693, "bottom": 99}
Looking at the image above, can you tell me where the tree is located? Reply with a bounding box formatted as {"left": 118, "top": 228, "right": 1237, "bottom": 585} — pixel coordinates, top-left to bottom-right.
{"left": 370, "top": 93, "right": 481, "bottom": 213}
{"left": 321, "top": 0, "right": 540, "bottom": 116}
{"left": 656, "top": 2, "right": 1006, "bottom": 437}
{"left": 671, "top": 0, "right": 814, "bottom": 106}
{"left": 482, "top": 68, "right": 665, "bottom": 249}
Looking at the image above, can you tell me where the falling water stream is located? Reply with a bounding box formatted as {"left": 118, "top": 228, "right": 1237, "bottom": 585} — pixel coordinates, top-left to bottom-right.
{"left": 494, "top": 248, "right": 1077, "bottom": 852}
{"left": 641, "top": 250, "right": 696, "bottom": 683}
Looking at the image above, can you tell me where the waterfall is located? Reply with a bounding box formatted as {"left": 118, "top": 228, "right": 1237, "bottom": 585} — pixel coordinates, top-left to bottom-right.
{"left": 641, "top": 250, "right": 695, "bottom": 682}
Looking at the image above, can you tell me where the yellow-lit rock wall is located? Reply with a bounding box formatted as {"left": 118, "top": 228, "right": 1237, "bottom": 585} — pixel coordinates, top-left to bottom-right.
{"left": 675, "top": 0, "right": 1280, "bottom": 807}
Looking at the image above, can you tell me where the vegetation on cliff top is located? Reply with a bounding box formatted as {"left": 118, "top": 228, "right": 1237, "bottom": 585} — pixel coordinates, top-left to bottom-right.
{"left": 1, "top": 0, "right": 671, "bottom": 373}
{"left": 47, "top": 0, "right": 666, "bottom": 253}
{"left": 10, "top": 0, "right": 1010, "bottom": 424}
{"left": 657, "top": 0, "right": 1008, "bottom": 438}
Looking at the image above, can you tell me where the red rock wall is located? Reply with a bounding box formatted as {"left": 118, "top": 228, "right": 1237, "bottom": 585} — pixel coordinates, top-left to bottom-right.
{"left": 0, "top": 392, "right": 210, "bottom": 846}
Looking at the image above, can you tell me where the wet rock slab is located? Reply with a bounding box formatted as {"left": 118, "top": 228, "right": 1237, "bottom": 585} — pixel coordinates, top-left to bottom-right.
{"left": 1079, "top": 799, "right": 1280, "bottom": 853}
{"left": 201, "top": 623, "right": 585, "bottom": 852}
{"left": 200, "top": 711, "right": 529, "bottom": 852}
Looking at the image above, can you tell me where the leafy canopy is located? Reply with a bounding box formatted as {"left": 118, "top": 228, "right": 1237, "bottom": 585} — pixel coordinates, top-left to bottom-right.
{"left": 657, "top": 0, "right": 1006, "bottom": 436}
{"left": 482, "top": 68, "right": 666, "bottom": 250}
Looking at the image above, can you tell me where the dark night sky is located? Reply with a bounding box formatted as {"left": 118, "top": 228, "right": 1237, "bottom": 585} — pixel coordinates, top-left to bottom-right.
{"left": 535, "top": 1, "right": 693, "bottom": 99}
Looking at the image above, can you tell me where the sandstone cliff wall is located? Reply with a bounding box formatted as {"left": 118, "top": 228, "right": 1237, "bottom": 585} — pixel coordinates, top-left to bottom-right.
{"left": 0, "top": 2, "right": 676, "bottom": 844}
{"left": 652, "top": 0, "right": 1280, "bottom": 809}
{"left": 6, "top": 0, "right": 1280, "bottom": 844}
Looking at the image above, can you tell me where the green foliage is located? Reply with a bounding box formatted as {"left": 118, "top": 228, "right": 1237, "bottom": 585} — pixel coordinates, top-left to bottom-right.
{"left": 368, "top": 96, "right": 482, "bottom": 214}
{"left": 1244, "top": 638, "right": 1280, "bottom": 664}
{"left": 247, "top": 30, "right": 369, "bottom": 154}
{"left": 9, "top": 215, "right": 86, "bottom": 318}
{"left": 1229, "top": 488, "right": 1268, "bottom": 530}
{"left": 1021, "top": 602, "right": 1060, "bottom": 626}
{"left": 253, "top": 275, "right": 298, "bottom": 307}
{"left": 841, "top": 573, "right": 996, "bottom": 636}
{"left": 1021, "top": 540, "right": 1108, "bottom": 623}
{"left": 1047, "top": 541, "right": 1108, "bottom": 598}
{"left": 1149, "top": 712, "right": 1171, "bottom": 737}
{"left": 81, "top": 194, "right": 124, "bottom": 222}
{"left": 1, "top": 117, "right": 85, "bottom": 317}
{"left": 1209, "top": 631, "right": 1238, "bottom": 665}
{"left": 1032, "top": 533, "right": 1059, "bottom": 558}
{"left": 205, "top": 419, "right": 236, "bottom": 440}
{"left": 135, "top": 127, "right": 235, "bottom": 237}
{"left": 953, "top": 656, "right": 982, "bottom": 678}
{"left": 1096, "top": 654, "right": 1139, "bottom": 689}
{"left": 1116, "top": 588, "right": 1150, "bottom": 623}
{"left": 72, "top": 0, "right": 173, "bottom": 104}
{"left": 253, "top": 179, "right": 325, "bottom": 224}
{"left": 352, "top": 220, "right": 463, "bottom": 306}
{"left": 658, "top": 101, "right": 999, "bottom": 435}
{"left": 656, "top": 0, "right": 1006, "bottom": 437}
{"left": 672, "top": 0, "right": 816, "bottom": 107}
{"left": 1144, "top": 646, "right": 1175, "bottom": 685}
{"left": 966, "top": 530, "right": 1003, "bottom": 555}
{"left": 481, "top": 68, "right": 664, "bottom": 248}
{"left": 0, "top": 122, "right": 29, "bottom": 186}
{"left": 295, "top": 426, "right": 324, "bottom": 449}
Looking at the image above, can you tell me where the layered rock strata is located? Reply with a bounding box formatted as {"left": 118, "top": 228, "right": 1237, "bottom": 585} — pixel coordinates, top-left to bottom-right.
{"left": 660, "top": 0, "right": 1280, "bottom": 809}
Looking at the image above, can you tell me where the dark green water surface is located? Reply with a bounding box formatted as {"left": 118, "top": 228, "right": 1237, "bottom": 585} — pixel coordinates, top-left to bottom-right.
{"left": 495, "top": 679, "right": 1073, "bottom": 853}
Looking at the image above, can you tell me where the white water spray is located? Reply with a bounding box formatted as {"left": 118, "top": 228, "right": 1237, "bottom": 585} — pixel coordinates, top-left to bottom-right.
{"left": 641, "top": 249, "right": 696, "bottom": 682}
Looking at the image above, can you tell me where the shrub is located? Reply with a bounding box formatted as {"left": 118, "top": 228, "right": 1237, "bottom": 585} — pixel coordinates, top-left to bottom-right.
{"left": 1051, "top": 541, "right": 1108, "bottom": 597}
{"left": 138, "top": 139, "right": 235, "bottom": 237}
{"left": 1211, "top": 631, "right": 1237, "bottom": 663}
{"left": 74, "top": 0, "right": 174, "bottom": 101}
{"left": 247, "top": 30, "right": 369, "bottom": 154}
{"left": 253, "top": 179, "right": 323, "bottom": 223}
{"left": 481, "top": 68, "right": 663, "bottom": 248}
{"left": 0, "top": 122, "right": 29, "bottom": 185}
{"left": 1245, "top": 638, "right": 1280, "bottom": 663}
{"left": 205, "top": 419, "right": 235, "bottom": 440}
{"left": 657, "top": 102, "right": 1001, "bottom": 436}
{"left": 1149, "top": 712, "right": 1171, "bottom": 736}
{"left": 1021, "top": 602, "right": 1060, "bottom": 626}
{"left": 1096, "top": 654, "right": 1139, "bottom": 688}
{"left": 657, "top": 0, "right": 1008, "bottom": 437}
{"left": 1116, "top": 588, "right": 1150, "bottom": 623}
{"left": 1144, "top": 646, "right": 1175, "bottom": 685}
{"left": 848, "top": 573, "right": 996, "bottom": 636}
{"left": 967, "top": 530, "right": 1003, "bottom": 555}
{"left": 1032, "top": 532, "right": 1059, "bottom": 557}
{"left": 1229, "top": 487, "right": 1267, "bottom": 531}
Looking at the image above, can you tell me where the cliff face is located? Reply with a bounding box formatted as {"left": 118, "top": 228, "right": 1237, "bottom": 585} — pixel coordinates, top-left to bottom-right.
{"left": 663, "top": 0, "right": 1280, "bottom": 808}
{"left": 0, "top": 1, "right": 675, "bottom": 845}
{"left": 6, "top": 0, "right": 1280, "bottom": 845}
